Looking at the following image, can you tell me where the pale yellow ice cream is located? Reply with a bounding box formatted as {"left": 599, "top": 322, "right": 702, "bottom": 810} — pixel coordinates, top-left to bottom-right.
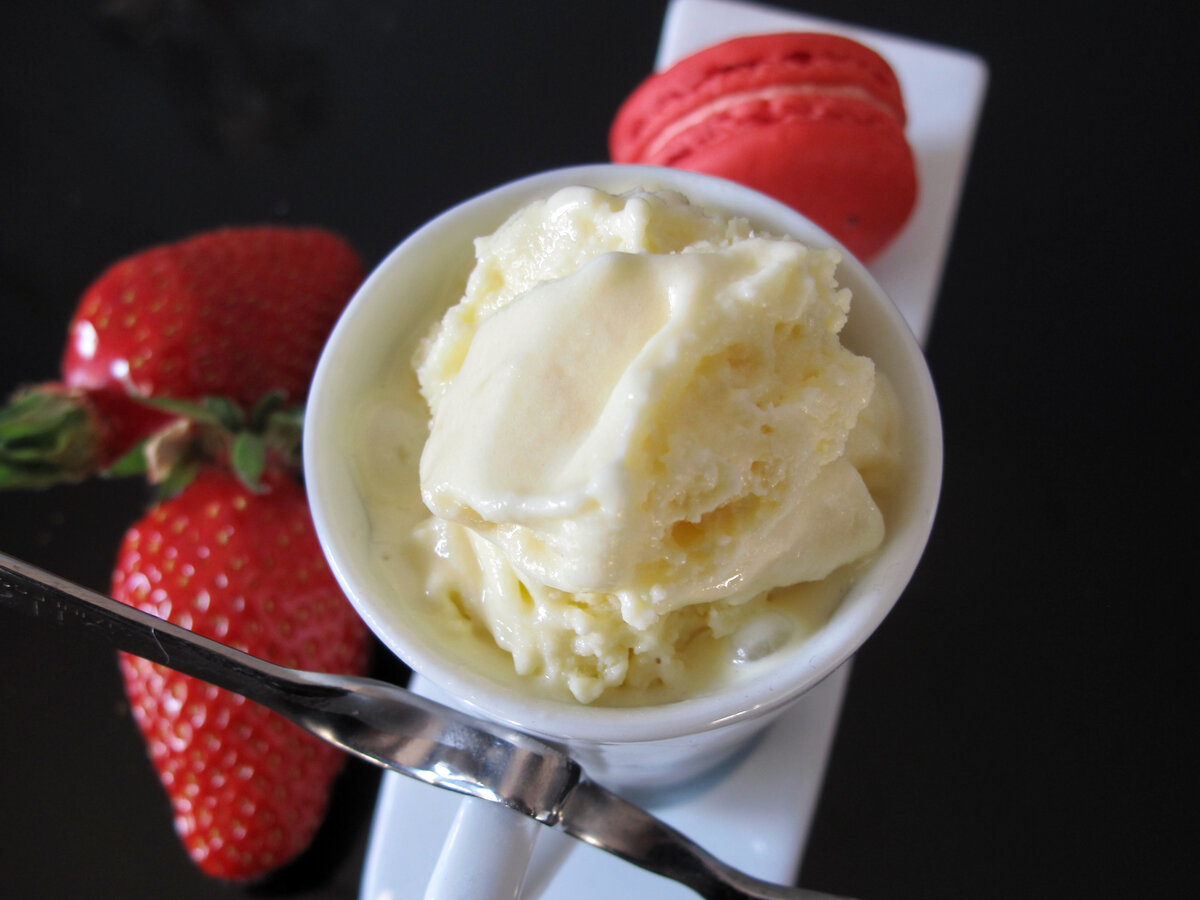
{"left": 358, "top": 186, "right": 901, "bottom": 705}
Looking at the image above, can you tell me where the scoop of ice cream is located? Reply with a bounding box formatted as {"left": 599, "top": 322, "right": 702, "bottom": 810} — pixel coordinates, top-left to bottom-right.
{"left": 401, "top": 186, "right": 900, "bottom": 703}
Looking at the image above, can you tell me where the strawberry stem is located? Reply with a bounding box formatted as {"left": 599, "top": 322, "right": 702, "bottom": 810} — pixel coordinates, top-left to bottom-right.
{"left": 0, "top": 389, "right": 104, "bottom": 488}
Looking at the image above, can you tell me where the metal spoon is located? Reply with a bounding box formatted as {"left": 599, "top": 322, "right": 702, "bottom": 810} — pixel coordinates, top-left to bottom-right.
{"left": 0, "top": 550, "right": 855, "bottom": 900}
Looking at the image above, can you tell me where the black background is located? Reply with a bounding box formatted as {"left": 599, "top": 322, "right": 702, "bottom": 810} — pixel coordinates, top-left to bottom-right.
{"left": 0, "top": 1, "right": 1189, "bottom": 898}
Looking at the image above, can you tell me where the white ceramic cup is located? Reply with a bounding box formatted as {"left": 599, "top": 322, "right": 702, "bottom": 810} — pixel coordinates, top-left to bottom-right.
{"left": 304, "top": 164, "right": 942, "bottom": 897}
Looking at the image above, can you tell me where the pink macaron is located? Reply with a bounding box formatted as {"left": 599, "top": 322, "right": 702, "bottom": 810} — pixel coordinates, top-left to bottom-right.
{"left": 610, "top": 32, "right": 918, "bottom": 262}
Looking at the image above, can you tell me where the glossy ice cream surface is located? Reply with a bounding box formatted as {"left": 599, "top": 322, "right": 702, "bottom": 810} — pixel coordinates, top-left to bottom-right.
{"left": 355, "top": 186, "right": 902, "bottom": 704}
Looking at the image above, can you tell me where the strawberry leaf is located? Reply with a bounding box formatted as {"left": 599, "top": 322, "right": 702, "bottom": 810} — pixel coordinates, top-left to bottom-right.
{"left": 249, "top": 389, "right": 286, "bottom": 430}
{"left": 231, "top": 432, "right": 267, "bottom": 491}
{"left": 201, "top": 396, "right": 247, "bottom": 432}
{"left": 103, "top": 440, "right": 150, "bottom": 478}
{"left": 136, "top": 395, "right": 225, "bottom": 426}
{"left": 264, "top": 407, "right": 304, "bottom": 468}
{"left": 154, "top": 457, "right": 200, "bottom": 501}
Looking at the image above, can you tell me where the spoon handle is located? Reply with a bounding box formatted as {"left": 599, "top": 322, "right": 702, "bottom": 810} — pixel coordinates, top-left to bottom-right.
{"left": 0, "top": 549, "right": 293, "bottom": 701}
{"left": 0, "top": 549, "right": 580, "bottom": 818}
{"left": 2, "top": 550, "right": 855, "bottom": 900}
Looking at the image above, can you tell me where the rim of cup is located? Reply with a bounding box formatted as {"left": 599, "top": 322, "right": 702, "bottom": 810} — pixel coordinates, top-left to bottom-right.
{"left": 304, "top": 164, "right": 942, "bottom": 746}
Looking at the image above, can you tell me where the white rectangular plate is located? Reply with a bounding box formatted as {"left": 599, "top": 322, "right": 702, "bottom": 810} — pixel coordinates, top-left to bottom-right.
{"left": 359, "top": 2, "right": 986, "bottom": 898}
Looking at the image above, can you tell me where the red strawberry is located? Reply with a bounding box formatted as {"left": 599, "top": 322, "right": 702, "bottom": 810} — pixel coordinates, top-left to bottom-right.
{"left": 0, "top": 226, "right": 363, "bottom": 488}
{"left": 110, "top": 466, "right": 370, "bottom": 881}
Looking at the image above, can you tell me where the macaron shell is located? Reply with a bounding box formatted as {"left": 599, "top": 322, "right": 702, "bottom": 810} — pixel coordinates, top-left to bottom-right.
{"left": 610, "top": 32, "right": 907, "bottom": 165}
{"left": 642, "top": 92, "right": 917, "bottom": 262}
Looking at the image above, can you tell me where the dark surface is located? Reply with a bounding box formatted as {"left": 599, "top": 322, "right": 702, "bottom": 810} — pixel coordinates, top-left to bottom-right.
{"left": 0, "top": 1, "right": 1187, "bottom": 898}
